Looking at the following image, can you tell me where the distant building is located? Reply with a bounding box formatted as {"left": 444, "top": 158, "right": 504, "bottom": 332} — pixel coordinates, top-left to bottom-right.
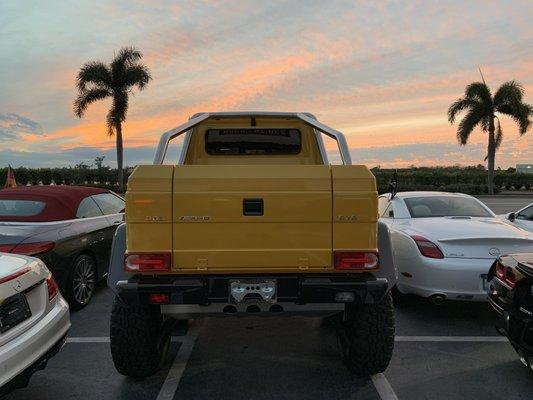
{"left": 517, "top": 164, "right": 533, "bottom": 174}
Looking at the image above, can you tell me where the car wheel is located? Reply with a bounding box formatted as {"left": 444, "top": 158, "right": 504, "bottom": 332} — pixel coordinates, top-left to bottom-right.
{"left": 337, "top": 291, "right": 395, "bottom": 375}
{"left": 66, "top": 254, "right": 97, "bottom": 310}
{"left": 110, "top": 296, "right": 171, "bottom": 379}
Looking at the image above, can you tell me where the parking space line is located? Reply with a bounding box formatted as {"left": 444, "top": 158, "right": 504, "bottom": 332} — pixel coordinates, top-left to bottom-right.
{"left": 395, "top": 336, "right": 507, "bottom": 342}
{"left": 67, "top": 337, "right": 110, "bottom": 343}
{"left": 156, "top": 323, "right": 200, "bottom": 400}
{"left": 66, "top": 335, "right": 508, "bottom": 344}
{"left": 371, "top": 373, "right": 399, "bottom": 400}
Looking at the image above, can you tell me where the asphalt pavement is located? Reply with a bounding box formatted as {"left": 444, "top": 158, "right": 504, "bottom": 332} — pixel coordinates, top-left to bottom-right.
{"left": 4, "top": 195, "right": 533, "bottom": 400}
{"left": 477, "top": 195, "right": 532, "bottom": 214}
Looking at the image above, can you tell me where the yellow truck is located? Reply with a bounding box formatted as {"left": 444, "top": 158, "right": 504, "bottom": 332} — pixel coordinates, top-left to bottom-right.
{"left": 107, "top": 112, "right": 395, "bottom": 378}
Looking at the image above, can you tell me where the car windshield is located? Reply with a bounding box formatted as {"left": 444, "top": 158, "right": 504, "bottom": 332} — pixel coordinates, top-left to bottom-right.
{"left": 0, "top": 199, "right": 46, "bottom": 217}
{"left": 404, "top": 196, "right": 492, "bottom": 218}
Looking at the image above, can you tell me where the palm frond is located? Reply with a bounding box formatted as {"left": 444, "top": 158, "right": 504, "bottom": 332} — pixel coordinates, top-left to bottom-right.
{"left": 106, "top": 92, "right": 129, "bottom": 135}
{"left": 122, "top": 65, "right": 152, "bottom": 91}
{"left": 111, "top": 47, "right": 143, "bottom": 79}
{"left": 493, "top": 80, "right": 524, "bottom": 107}
{"left": 76, "top": 62, "right": 112, "bottom": 92}
{"left": 457, "top": 106, "right": 484, "bottom": 145}
{"left": 464, "top": 82, "right": 492, "bottom": 108}
{"left": 497, "top": 102, "right": 533, "bottom": 135}
{"left": 447, "top": 98, "right": 479, "bottom": 124}
{"left": 73, "top": 88, "right": 111, "bottom": 118}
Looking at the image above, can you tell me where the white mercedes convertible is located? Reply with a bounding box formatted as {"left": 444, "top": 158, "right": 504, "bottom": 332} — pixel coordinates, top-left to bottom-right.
{"left": 379, "top": 192, "right": 533, "bottom": 304}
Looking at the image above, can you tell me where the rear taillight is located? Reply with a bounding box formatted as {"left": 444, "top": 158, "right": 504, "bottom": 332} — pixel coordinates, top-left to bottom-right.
{"left": 149, "top": 293, "right": 170, "bottom": 304}
{"left": 124, "top": 253, "right": 171, "bottom": 272}
{"left": 495, "top": 261, "right": 516, "bottom": 289}
{"left": 0, "top": 244, "right": 15, "bottom": 253}
{"left": 46, "top": 273, "right": 59, "bottom": 301}
{"left": 334, "top": 251, "right": 379, "bottom": 270}
{"left": 8, "top": 241, "right": 55, "bottom": 256}
{"left": 410, "top": 235, "right": 444, "bottom": 259}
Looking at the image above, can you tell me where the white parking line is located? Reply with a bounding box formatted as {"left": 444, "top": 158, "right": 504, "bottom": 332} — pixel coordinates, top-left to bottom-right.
{"left": 371, "top": 373, "right": 399, "bottom": 400}
{"left": 156, "top": 323, "right": 200, "bottom": 400}
{"left": 66, "top": 335, "right": 508, "bottom": 344}
{"left": 395, "top": 336, "right": 507, "bottom": 342}
{"left": 66, "top": 336, "right": 193, "bottom": 343}
{"left": 66, "top": 336, "right": 110, "bottom": 343}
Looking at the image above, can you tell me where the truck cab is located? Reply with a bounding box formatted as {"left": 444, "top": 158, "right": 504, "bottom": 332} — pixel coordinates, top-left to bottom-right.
{"left": 109, "top": 112, "right": 395, "bottom": 378}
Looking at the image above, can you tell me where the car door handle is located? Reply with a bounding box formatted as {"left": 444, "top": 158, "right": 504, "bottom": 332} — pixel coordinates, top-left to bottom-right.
{"left": 113, "top": 221, "right": 122, "bottom": 225}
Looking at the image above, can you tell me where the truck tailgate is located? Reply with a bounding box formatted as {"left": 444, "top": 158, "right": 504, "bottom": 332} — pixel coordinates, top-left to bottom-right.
{"left": 172, "top": 165, "right": 332, "bottom": 272}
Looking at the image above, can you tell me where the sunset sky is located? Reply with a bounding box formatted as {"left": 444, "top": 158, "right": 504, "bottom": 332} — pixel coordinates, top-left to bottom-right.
{"left": 1, "top": 0, "right": 532, "bottom": 168}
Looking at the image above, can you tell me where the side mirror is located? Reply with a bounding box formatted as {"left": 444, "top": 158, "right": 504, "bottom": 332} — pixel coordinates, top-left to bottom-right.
{"left": 507, "top": 212, "right": 516, "bottom": 222}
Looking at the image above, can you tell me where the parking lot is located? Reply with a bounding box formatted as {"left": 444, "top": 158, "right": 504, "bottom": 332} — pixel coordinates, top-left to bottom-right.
{"left": 5, "top": 196, "right": 533, "bottom": 400}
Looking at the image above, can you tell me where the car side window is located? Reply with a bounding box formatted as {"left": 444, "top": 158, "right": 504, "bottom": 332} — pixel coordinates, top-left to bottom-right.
{"left": 92, "top": 193, "right": 125, "bottom": 215}
{"left": 517, "top": 205, "right": 533, "bottom": 221}
{"left": 77, "top": 197, "right": 104, "bottom": 218}
{"left": 383, "top": 202, "right": 394, "bottom": 218}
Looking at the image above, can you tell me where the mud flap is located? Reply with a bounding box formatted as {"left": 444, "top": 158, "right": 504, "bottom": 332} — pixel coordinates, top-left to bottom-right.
{"left": 374, "top": 221, "right": 397, "bottom": 290}
{"left": 107, "top": 223, "right": 130, "bottom": 294}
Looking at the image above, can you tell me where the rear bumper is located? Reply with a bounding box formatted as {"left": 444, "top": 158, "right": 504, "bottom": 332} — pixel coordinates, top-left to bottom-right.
{"left": 397, "top": 257, "right": 492, "bottom": 301}
{"left": 488, "top": 280, "right": 533, "bottom": 360}
{"left": 117, "top": 274, "right": 388, "bottom": 309}
{"left": 0, "top": 296, "right": 70, "bottom": 392}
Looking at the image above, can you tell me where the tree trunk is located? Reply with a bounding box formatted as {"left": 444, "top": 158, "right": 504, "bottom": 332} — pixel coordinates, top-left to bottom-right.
{"left": 116, "top": 122, "right": 124, "bottom": 194}
{"left": 487, "top": 117, "right": 496, "bottom": 195}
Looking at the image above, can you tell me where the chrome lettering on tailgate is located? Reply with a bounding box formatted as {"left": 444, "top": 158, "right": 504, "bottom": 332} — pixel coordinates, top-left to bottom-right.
{"left": 179, "top": 216, "right": 211, "bottom": 222}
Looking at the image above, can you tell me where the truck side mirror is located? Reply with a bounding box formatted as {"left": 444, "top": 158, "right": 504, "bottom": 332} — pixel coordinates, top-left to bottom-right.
{"left": 507, "top": 212, "right": 516, "bottom": 222}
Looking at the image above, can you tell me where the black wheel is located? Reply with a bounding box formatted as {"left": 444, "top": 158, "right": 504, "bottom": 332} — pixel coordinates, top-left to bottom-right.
{"left": 337, "top": 292, "right": 395, "bottom": 375}
{"left": 110, "top": 296, "right": 171, "bottom": 379}
{"left": 65, "top": 254, "right": 97, "bottom": 310}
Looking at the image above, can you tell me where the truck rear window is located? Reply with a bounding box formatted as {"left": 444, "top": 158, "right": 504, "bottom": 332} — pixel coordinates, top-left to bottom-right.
{"left": 205, "top": 129, "right": 301, "bottom": 155}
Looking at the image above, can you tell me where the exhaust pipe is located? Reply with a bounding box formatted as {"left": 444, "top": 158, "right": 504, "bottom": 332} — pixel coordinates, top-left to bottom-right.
{"left": 223, "top": 305, "right": 237, "bottom": 314}
{"left": 246, "top": 305, "right": 261, "bottom": 313}
{"left": 429, "top": 294, "right": 446, "bottom": 305}
{"left": 269, "top": 304, "right": 283, "bottom": 313}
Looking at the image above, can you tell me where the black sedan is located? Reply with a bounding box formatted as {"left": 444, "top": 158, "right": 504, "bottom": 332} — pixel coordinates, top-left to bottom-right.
{"left": 0, "top": 185, "right": 124, "bottom": 309}
{"left": 487, "top": 253, "right": 533, "bottom": 370}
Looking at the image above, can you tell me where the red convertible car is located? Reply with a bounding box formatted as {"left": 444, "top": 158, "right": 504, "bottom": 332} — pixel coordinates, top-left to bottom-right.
{"left": 0, "top": 186, "right": 124, "bottom": 309}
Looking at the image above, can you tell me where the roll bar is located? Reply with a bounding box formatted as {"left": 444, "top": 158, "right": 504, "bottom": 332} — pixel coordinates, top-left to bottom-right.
{"left": 152, "top": 112, "right": 352, "bottom": 165}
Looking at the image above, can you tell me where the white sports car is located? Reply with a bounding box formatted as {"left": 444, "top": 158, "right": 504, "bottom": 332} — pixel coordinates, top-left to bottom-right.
{"left": 501, "top": 203, "right": 533, "bottom": 233}
{"left": 379, "top": 192, "right": 533, "bottom": 303}
{"left": 0, "top": 252, "right": 70, "bottom": 395}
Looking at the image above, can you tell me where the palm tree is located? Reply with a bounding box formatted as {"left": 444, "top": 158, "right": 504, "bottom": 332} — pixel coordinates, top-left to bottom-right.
{"left": 448, "top": 79, "right": 532, "bottom": 194}
{"left": 74, "top": 47, "right": 151, "bottom": 193}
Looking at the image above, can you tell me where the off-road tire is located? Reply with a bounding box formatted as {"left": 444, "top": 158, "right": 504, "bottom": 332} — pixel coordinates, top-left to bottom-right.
{"left": 337, "top": 291, "right": 395, "bottom": 375}
{"left": 110, "top": 296, "right": 171, "bottom": 379}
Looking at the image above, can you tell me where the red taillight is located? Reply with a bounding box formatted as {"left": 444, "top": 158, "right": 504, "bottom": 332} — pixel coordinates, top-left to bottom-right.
{"left": 124, "top": 253, "right": 171, "bottom": 272}
{"left": 495, "top": 261, "right": 506, "bottom": 279}
{"left": 46, "top": 273, "right": 59, "bottom": 301}
{"left": 334, "top": 251, "right": 379, "bottom": 270}
{"left": 0, "top": 244, "right": 15, "bottom": 253}
{"left": 410, "top": 235, "right": 444, "bottom": 259}
{"left": 149, "top": 293, "right": 170, "bottom": 304}
{"left": 9, "top": 241, "right": 55, "bottom": 256}
{"left": 495, "top": 261, "right": 516, "bottom": 289}
{"left": 0, "top": 266, "right": 31, "bottom": 284}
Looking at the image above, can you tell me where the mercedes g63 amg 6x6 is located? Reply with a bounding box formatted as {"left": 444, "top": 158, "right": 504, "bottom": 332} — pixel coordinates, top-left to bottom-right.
{"left": 107, "top": 112, "right": 396, "bottom": 378}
